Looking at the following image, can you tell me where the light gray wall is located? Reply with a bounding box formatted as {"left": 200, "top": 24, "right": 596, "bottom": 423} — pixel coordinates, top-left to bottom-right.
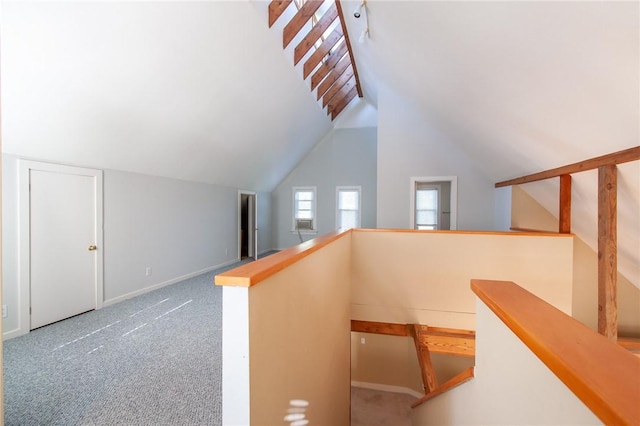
{"left": 2, "top": 155, "right": 269, "bottom": 336}
{"left": 377, "top": 84, "right": 496, "bottom": 230}
{"left": 1, "top": 156, "right": 19, "bottom": 334}
{"left": 271, "top": 128, "right": 377, "bottom": 250}
{"left": 257, "top": 191, "right": 272, "bottom": 255}
{"left": 102, "top": 169, "right": 239, "bottom": 302}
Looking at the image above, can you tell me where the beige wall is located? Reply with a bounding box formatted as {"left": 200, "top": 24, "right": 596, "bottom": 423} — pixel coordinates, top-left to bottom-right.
{"left": 349, "top": 229, "right": 574, "bottom": 392}
{"left": 512, "top": 186, "right": 640, "bottom": 336}
{"left": 351, "top": 230, "right": 574, "bottom": 326}
{"left": 247, "top": 233, "right": 352, "bottom": 425}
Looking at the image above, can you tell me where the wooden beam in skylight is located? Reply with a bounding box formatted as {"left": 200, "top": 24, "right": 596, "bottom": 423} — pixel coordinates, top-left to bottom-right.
{"left": 326, "top": 77, "right": 356, "bottom": 113}
{"left": 283, "top": 0, "right": 325, "bottom": 48}
{"left": 269, "top": 0, "right": 293, "bottom": 28}
{"left": 317, "top": 54, "right": 351, "bottom": 99}
{"left": 310, "top": 42, "right": 347, "bottom": 90}
{"left": 293, "top": 3, "right": 338, "bottom": 65}
{"left": 334, "top": 0, "right": 363, "bottom": 98}
{"left": 322, "top": 66, "right": 354, "bottom": 107}
{"left": 303, "top": 26, "right": 343, "bottom": 78}
{"left": 330, "top": 86, "right": 358, "bottom": 120}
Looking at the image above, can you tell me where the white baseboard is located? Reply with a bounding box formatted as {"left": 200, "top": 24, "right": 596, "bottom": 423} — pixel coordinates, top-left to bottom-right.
{"left": 103, "top": 258, "right": 240, "bottom": 307}
{"left": 351, "top": 381, "right": 424, "bottom": 399}
{"left": 3, "top": 327, "right": 28, "bottom": 341}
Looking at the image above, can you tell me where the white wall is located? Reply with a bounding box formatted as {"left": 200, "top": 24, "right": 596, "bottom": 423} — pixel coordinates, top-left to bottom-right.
{"left": 377, "top": 83, "right": 496, "bottom": 230}
{"left": 271, "top": 127, "right": 377, "bottom": 249}
{"left": 413, "top": 301, "right": 600, "bottom": 425}
{"left": 2, "top": 155, "right": 268, "bottom": 336}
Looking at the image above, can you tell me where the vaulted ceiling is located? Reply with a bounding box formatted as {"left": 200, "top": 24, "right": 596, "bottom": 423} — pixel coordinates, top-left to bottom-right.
{"left": 2, "top": 1, "right": 638, "bottom": 278}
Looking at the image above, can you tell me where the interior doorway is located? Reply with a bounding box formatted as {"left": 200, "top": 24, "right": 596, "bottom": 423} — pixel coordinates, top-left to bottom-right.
{"left": 239, "top": 191, "right": 258, "bottom": 260}
{"left": 410, "top": 176, "right": 458, "bottom": 230}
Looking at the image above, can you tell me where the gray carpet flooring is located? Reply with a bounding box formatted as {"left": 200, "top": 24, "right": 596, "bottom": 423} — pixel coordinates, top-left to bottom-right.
{"left": 3, "top": 260, "right": 251, "bottom": 426}
{"left": 4, "top": 254, "right": 416, "bottom": 426}
{"left": 350, "top": 387, "right": 417, "bottom": 426}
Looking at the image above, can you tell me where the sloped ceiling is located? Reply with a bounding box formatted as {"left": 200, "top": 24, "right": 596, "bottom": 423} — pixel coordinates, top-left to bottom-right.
{"left": 1, "top": 1, "right": 333, "bottom": 192}
{"left": 342, "top": 0, "right": 639, "bottom": 286}
{"left": 2, "top": 1, "right": 638, "bottom": 285}
{"left": 344, "top": 1, "right": 638, "bottom": 178}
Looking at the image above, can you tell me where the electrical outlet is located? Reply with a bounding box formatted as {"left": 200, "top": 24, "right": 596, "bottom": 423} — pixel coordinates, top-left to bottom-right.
{"left": 2, "top": 305, "right": 7, "bottom": 318}
{"left": 225, "top": 248, "right": 229, "bottom": 256}
{"left": 145, "top": 267, "right": 152, "bottom": 277}
{"left": 360, "top": 337, "right": 365, "bottom": 344}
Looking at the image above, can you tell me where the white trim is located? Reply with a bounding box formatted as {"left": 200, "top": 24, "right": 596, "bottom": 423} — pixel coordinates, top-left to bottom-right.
{"left": 102, "top": 258, "right": 239, "bottom": 307}
{"left": 351, "top": 381, "right": 424, "bottom": 399}
{"left": 335, "top": 185, "right": 362, "bottom": 229}
{"left": 410, "top": 176, "right": 458, "bottom": 230}
{"left": 292, "top": 186, "right": 317, "bottom": 233}
{"left": 18, "top": 160, "right": 104, "bottom": 336}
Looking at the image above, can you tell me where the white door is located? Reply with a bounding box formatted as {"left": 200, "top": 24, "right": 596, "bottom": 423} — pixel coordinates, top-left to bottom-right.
{"left": 29, "top": 169, "right": 98, "bottom": 329}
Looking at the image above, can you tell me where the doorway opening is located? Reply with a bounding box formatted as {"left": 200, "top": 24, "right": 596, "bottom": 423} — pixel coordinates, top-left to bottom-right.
{"left": 239, "top": 191, "right": 257, "bottom": 260}
{"left": 410, "top": 176, "right": 457, "bottom": 230}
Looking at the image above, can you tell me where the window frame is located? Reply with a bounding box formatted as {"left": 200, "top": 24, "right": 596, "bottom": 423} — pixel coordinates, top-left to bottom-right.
{"left": 409, "top": 176, "right": 458, "bottom": 230}
{"left": 335, "top": 186, "right": 361, "bottom": 230}
{"left": 292, "top": 186, "right": 317, "bottom": 234}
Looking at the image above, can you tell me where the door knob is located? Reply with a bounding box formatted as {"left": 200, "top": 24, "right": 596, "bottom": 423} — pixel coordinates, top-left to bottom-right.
{"left": 88, "top": 245, "right": 97, "bottom": 251}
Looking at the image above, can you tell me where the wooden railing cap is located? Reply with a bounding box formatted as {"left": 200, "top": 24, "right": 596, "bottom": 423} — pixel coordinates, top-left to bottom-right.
{"left": 471, "top": 279, "right": 640, "bottom": 425}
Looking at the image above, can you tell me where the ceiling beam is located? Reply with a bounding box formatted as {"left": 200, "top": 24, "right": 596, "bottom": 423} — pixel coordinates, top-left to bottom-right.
{"left": 329, "top": 85, "right": 358, "bottom": 120}
{"left": 322, "top": 67, "right": 354, "bottom": 107}
{"left": 495, "top": 146, "right": 640, "bottom": 188}
{"left": 283, "top": 0, "right": 325, "bottom": 48}
{"left": 303, "top": 26, "right": 343, "bottom": 79}
{"left": 294, "top": 4, "right": 338, "bottom": 65}
{"left": 317, "top": 55, "right": 351, "bottom": 99}
{"left": 268, "top": 0, "right": 293, "bottom": 28}
{"left": 334, "top": 0, "right": 363, "bottom": 98}
{"left": 310, "top": 42, "right": 347, "bottom": 90}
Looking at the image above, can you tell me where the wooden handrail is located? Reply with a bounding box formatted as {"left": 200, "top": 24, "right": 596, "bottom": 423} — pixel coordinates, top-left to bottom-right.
{"left": 214, "top": 228, "right": 351, "bottom": 287}
{"left": 495, "top": 146, "right": 639, "bottom": 187}
{"left": 471, "top": 279, "right": 640, "bottom": 425}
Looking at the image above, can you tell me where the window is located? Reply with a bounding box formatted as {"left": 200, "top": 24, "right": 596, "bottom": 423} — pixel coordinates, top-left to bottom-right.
{"left": 415, "top": 184, "right": 439, "bottom": 230}
{"left": 410, "top": 176, "right": 457, "bottom": 231}
{"left": 336, "top": 186, "right": 361, "bottom": 229}
{"left": 293, "top": 187, "right": 316, "bottom": 233}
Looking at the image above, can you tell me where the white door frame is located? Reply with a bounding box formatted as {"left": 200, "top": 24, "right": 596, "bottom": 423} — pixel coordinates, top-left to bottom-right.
{"left": 18, "top": 160, "right": 104, "bottom": 336}
{"left": 409, "top": 176, "right": 458, "bottom": 230}
{"left": 237, "top": 190, "right": 258, "bottom": 259}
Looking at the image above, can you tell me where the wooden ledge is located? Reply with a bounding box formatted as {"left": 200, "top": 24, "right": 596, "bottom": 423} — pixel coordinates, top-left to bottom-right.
{"left": 214, "top": 228, "right": 351, "bottom": 287}
{"left": 353, "top": 228, "right": 572, "bottom": 238}
{"left": 471, "top": 279, "right": 640, "bottom": 425}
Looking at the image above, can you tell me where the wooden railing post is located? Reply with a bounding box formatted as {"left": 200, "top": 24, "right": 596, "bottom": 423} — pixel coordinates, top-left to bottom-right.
{"left": 559, "top": 174, "right": 572, "bottom": 233}
{"left": 598, "top": 165, "right": 617, "bottom": 341}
